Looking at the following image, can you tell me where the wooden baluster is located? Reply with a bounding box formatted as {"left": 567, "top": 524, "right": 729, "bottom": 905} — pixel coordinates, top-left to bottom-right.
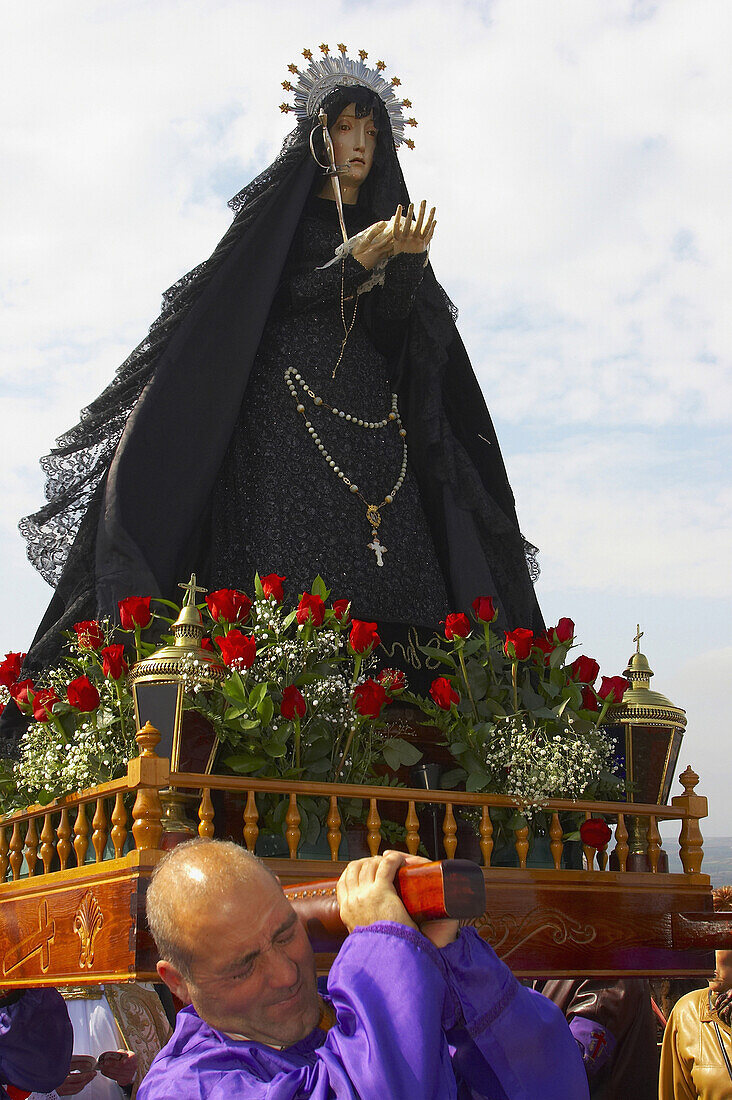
{"left": 111, "top": 793, "right": 128, "bottom": 858}
{"left": 285, "top": 794, "right": 301, "bottom": 859}
{"left": 599, "top": 848, "right": 609, "bottom": 871}
{"left": 672, "top": 766, "right": 708, "bottom": 875}
{"left": 41, "top": 813, "right": 55, "bottom": 875}
{"left": 9, "top": 822, "right": 23, "bottom": 881}
{"left": 57, "top": 809, "right": 71, "bottom": 870}
{"left": 243, "top": 791, "right": 259, "bottom": 852}
{"left": 583, "top": 810, "right": 595, "bottom": 870}
{"left": 198, "top": 789, "right": 215, "bottom": 839}
{"left": 479, "top": 806, "right": 493, "bottom": 867}
{"left": 405, "top": 801, "right": 420, "bottom": 856}
{"left": 0, "top": 826, "right": 8, "bottom": 882}
{"left": 366, "top": 799, "right": 381, "bottom": 856}
{"left": 646, "top": 814, "right": 661, "bottom": 873}
{"left": 74, "top": 803, "right": 90, "bottom": 866}
{"left": 442, "top": 803, "right": 457, "bottom": 859}
{"left": 24, "top": 816, "right": 39, "bottom": 877}
{"left": 327, "top": 797, "right": 341, "bottom": 861}
{"left": 614, "top": 813, "right": 629, "bottom": 872}
{"left": 550, "top": 812, "right": 563, "bottom": 870}
{"left": 514, "top": 824, "right": 529, "bottom": 870}
{"left": 131, "top": 723, "right": 164, "bottom": 852}
{"left": 92, "top": 799, "right": 108, "bottom": 863}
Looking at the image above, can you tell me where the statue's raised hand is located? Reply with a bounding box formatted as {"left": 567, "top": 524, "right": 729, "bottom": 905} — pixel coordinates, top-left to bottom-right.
{"left": 391, "top": 200, "right": 436, "bottom": 255}
{"left": 351, "top": 220, "right": 394, "bottom": 271}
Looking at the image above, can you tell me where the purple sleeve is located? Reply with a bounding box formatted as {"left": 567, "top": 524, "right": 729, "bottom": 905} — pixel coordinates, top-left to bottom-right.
{"left": 440, "top": 929, "right": 590, "bottom": 1100}
{"left": 569, "top": 1016, "right": 616, "bottom": 1077}
{"left": 0, "top": 988, "right": 72, "bottom": 1091}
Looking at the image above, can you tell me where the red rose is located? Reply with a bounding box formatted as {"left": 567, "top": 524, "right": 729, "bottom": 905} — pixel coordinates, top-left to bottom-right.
{"left": 0, "top": 652, "right": 25, "bottom": 689}
{"left": 73, "top": 621, "right": 104, "bottom": 650}
{"left": 66, "top": 675, "right": 101, "bottom": 712}
{"left": 200, "top": 638, "right": 214, "bottom": 652}
{"left": 443, "top": 612, "right": 471, "bottom": 640}
{"left": 101, "top": 644, "right": 128, "bottom": 680}
{"left": 118, "top": 596, "right": 152, "bottom": 630}
{"left": 472, "top": 596, "right": 498, "bottom": 623}
{"left": 349, "top": 620, "right": 381, "bottom": 654}
{"left": 553, "top": 617, "right": 575, "bottom": 644}
{"left": 377, "top": 668, "right": 407, "bottom": 695}
{"left": 32, "top": 688, "right": 59, "bottom": 723}
{"left": 580, "top": 685, "right": 599, "bottom": 712}
{"left": 296, "top": 592, "right": 325, "bottom": 627}
{"left": 332, "top": 599, "right": 351, "bottom": 622}
{"left": 261, "top": 573, "right": 286, "bottom": 602}
{"left": 598, "top": 675, "right": 630, "bottom": 705}
{"left": 533, "top": 632, "right": 555, "bottom": 661}
{"left": 281, "top": 684, "right": 306, "bottom": 720}
{"left": 580, "top": 818, "right": 612, "bottom": 851}
{"left": 568, "top": 655, "right": 600, "bottom": 685}
{"left": 215, "top": 630, "right": 257, "bottom": 669}
{"left": 9, "top": 679, "right": 34, "bottom": 709}
{"left": 352, "top": 679, "right": 389, "bottom": 719}
{"left": 205, "top": 588, "right": 252, "bottom": 624}
{"left": 430, "top": 676, "right": 460, "bottom": 710}
{"left": 504, "top": 628, "right": 534, "bottom": 660}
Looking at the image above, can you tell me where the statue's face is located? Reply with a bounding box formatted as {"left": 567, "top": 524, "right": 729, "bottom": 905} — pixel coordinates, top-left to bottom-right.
{"left": 329, "top": 103, "right": 377, "bottom": 193}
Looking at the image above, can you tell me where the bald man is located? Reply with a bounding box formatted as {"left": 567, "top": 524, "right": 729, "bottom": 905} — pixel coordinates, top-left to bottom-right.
{"left": 138, "top": 839, "right": 588, "bottom": 1099}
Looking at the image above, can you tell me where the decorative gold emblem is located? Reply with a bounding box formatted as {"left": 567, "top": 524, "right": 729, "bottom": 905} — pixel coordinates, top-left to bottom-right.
{"left": 3, "top": 898, "right": 55, "bottom": 975}
{"left": 73, "top": 891, "right": 104, "bottom": 969}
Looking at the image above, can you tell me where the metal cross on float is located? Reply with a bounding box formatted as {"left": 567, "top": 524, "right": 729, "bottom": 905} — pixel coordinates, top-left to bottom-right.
{"left": 367, "top": 537, "right": 387, "bottom": 567}
{"left": 634, "top": 623, "right": 644, "bottom": 652}
{"left": 179, "top": 573, "right": 208, "bottom": 606}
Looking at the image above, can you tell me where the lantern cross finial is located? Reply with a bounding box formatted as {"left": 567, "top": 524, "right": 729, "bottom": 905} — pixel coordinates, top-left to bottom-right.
{"left": 634, "top": 623, "right": 644, "bottom": 652}
{"left": 179, "top": 573, "right": 208, "bottom": 606}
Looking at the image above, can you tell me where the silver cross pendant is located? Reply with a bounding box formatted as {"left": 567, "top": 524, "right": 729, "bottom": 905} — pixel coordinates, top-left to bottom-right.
{"left": 367, "top": 536, "right": 387, "bottom": 567}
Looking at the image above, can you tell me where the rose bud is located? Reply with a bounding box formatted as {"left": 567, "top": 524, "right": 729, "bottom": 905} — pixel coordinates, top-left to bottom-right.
{"left": 352, "top": 679, "right": 389, "bottom": 719}
{"left": 296, "top": 593, "right": 325, "bottom": 627}
{"left": 0, "top": 651, "right": 25, "bottom": 689}
{"left": 215, "top": 630, "right": 257, "bottom": 669}
{"left": 377, "top": 668, "right": 407, "bottom": 695}
{"left": 73, "top": 621, "right": 104, "bottom": 650}
{"left": 101, "top": 644, "right": 128, "bottom": 681}
{"left": 349, "top": 620, "right": 381, "bottom": 654}
{"left": 260, "top": 573, "right": 286, "bottom": 602}
{"left": 118, "top": 596, "right": 152, "bottom": 630}
{"left": 568, "top": 655, "right": 601, "bottom": 685}
{"left": 32, "top": 688, "right": 59, "bottom": 723}
{"left": 205, "top": 589, "right": 252, "bottom": 624}
{"left": 429, "top": 676, "right": 460, "bottom": 710}
{"left": 580, "top": 818, "right": 612, "bottom": 851}
{"left": 66, "top": 675, "right": 101, "bottom": 712}
{"left": 598, "top": 675, "right": 630, "bottom": 705}
{"left": 504, "top": 628, "right": 534, "bottom": 660}
{"left": 443, "top": 612, "right": 471, "bottom": 640}
{"left": 472, "top": 596, "right": 497, "bottom": 623}
{"left": 281, "top": 685, "right": 306, "bottom": 721}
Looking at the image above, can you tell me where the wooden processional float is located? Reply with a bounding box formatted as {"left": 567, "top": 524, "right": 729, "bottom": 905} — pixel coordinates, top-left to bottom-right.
{"left": 0, "top": 713, "right": 731, "bottom": 989}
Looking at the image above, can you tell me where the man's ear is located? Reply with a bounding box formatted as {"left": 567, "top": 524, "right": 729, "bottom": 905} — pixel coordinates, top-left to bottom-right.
{"left": 157, "top": 959, "right": 191, "bottom": 1005}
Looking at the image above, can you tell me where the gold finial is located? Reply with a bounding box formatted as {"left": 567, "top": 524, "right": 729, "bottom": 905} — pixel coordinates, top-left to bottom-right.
{"left": 391, "top": 75, "right": 401, "bottom": 86}
{"left": 376, "top": 59, "right": 386, "bottom": 71}
{"left": 319, "top": 43, "right": 329, "bottom": 55}
{"left": 302, "top": 47, "right": 313, "bottom": 61}
{"left": 337, "top": 42, "right": 347, "bottom": 53}
{"left": 402, "top": 98, "right": 412, "bottom": 108}
{"left": 358, "top": 49, "right": 368, "bottom": 60}
{"left": 287, "top": 63, "right": 299, "bottom": 74}
{"left": 280, "top": 103, "right": 293, "bottom": 113}
{"left": 404, "top": 138, "right": 415, "bottom": 150}
{"left": 406, "top": 117, "right": 417, "bottom": 127}
{"left": 179, "top": 574, "right": 207, "bottom": 606}
{"left": 282, "top": 80, "right": 293, "bottom": 91}
{"left": 634, "top": 623, "right": 644, "bottom": 653}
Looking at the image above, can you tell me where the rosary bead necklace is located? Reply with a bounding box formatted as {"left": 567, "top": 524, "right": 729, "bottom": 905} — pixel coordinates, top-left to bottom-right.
{"left": 284, "top": 365, "right": 407, "bottom": 566}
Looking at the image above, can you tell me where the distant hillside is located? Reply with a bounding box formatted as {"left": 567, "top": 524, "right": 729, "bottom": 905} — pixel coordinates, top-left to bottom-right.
{"left": 666, "top": 836, "right": 732, "bottom": 886}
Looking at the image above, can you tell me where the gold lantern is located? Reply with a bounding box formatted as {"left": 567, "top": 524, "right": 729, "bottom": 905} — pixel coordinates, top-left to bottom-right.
{"left": 128, "top": 575, "right": 228, "bottom": 838}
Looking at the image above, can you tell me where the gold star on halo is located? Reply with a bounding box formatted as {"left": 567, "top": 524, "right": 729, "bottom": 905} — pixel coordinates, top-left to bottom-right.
{"left": 402, "top": 98, "right": 412, "bottom": 108}
{"left": 302, "top": 47, "right": 313, "bottom": 60}
{"left": 407, "top": 117, "right": 418, "bottom": 127}
{"left": 279, "top": 103, "right": 292, "bottom": 113}
{"left": 404, "top": 138, "right": 415, "bottom": 149}
{"left": 287, "top": 63, "right": 299, "bottom": 74}
{"left": 376, "top": 60, "right": 386, "bottom": 71}
{"left": 358, "top": 49, "right": 368, "bottom": 60}
{"left": 319, "top": 43, "right": 329, "bottom": 54}
{"left": 282, "top": 80, "right": 293, "bottom": 91}
{"left": 337, "top": 42, "right": 347, "bottom": 53}
{"left": 391, "top": 76, "right": 401, "bottom": 86}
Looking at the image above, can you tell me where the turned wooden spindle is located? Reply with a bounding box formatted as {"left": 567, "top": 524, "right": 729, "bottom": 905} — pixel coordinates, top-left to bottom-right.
{"left": 514, "top": 824, "right": 529, "bottom": 870}
{"left": 550, "top": 812, "right": 563, "bottom": 870}
{"left": 74, "top": 803, "right": 90, "bottom": 866}
{"left": 405, "top": 801, "right": 420, "bottom": 856}
{"left": 92, "top": 798, "right": 108, "bottom": 863}
{"left": 599, "top": 848, "right": 609, "bottom": 871}
{"left": 24, "top": 816, "right": 39, "bottom": 877}
{"left": 131, "top": 722, "right": 163, "bottom": 852}
{"left": 0, "top": 826, "right": 8, "bottom": 882}
{"left": 41, "top": 813, "right": 55, "bottom": 874}
{"left": 326, "top": 796, "right": 341, "bottom": 860}
{"left": 9, "top": 822, "right": 23, "bottom": 881}
{"left": 57, "top": 808, "right": 72, "bottom": 870}
{"left": 198, "top": 789, "right": 215, "bottom": 839}
{"left": 672, "top": 766, "right": 707, "bottom": 875}
{"left": 479, "top": 806, "right": 493, "bottom": 868}
{"left": 111, "top": 793, "right": 128, "bottom": 858}
{"left": 442, "top": 803, "right": 457, "bottom": 859}
{"left": 646, "top": 814, "right": 661, "bottom": 873}
{"left": 366, "top": 799, "right": 381, "bottom": 856}
{"left": 243, "top": 791, "right": 259, "bottom": 852}
{"left": 614, "top": 812, "right": 629, "bottom": 871}
{"left": 285, "top": 793, "right": 301, "bottom": 859}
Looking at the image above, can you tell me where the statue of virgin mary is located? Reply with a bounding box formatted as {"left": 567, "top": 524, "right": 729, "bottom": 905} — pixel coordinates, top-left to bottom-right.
{"left": 16, "top": 46, "right": 542, "bottom": 689}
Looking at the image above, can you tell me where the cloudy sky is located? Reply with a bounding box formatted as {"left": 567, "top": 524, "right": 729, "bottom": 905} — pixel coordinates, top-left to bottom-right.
{"left": 2, "top": 1, "right": 731, "bottom": 835}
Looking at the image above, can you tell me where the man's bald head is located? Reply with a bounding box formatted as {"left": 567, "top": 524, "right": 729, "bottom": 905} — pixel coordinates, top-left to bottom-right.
{"left": 146, "top": 838, "right": 279, "bottom": 979}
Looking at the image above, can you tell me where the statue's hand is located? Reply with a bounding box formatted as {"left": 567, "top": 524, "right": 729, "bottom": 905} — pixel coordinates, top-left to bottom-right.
{"left": 391, "top": 201, "right": 436, "bottom": 256}
{"left": 351, "top": 221, "right": 394, "bottom": 271}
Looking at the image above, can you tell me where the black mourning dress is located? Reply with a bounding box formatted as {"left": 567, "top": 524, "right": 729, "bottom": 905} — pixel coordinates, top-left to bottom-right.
{"left": 208, "top": 195, "right": 450, "bottom": 631}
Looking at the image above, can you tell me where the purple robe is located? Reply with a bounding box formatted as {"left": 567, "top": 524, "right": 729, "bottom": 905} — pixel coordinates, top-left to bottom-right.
{"left": 0, "top": 988, "right": 73, "bottom": 1096}
{"left": 138, "top": 925, "right": 588, "bottom": 1099}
